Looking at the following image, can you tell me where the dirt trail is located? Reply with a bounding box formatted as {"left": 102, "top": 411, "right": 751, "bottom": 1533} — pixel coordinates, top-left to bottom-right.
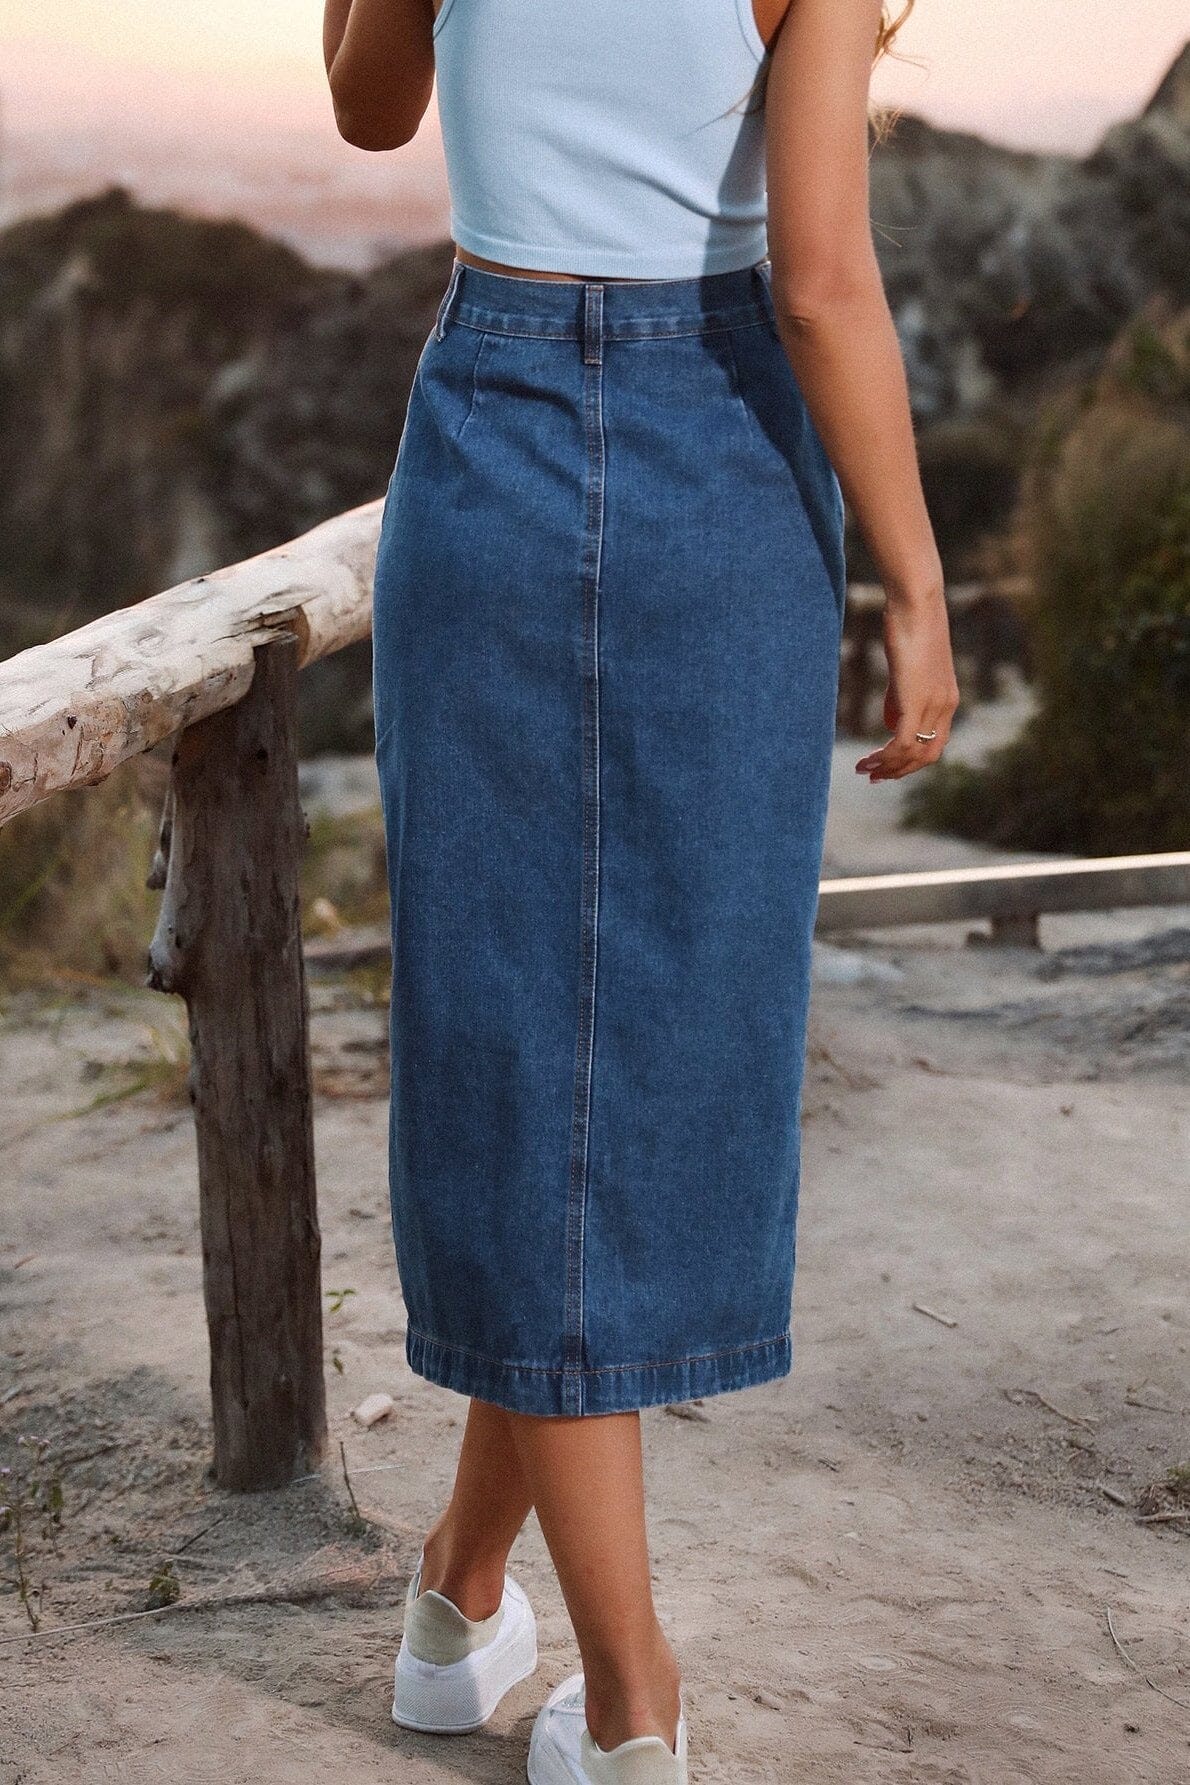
{"left": 3, "top": 737, "right": 1188, "bottom": 1783}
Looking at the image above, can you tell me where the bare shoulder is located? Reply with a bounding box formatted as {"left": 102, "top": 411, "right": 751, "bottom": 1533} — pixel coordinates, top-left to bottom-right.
{"left": 763, "top": 0, "right": 885, "bottom": 69}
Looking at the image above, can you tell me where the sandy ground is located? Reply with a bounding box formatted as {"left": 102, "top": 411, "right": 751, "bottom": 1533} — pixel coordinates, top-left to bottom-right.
{"left": 3, "top": 698, "right": 1189, "bottom": 1783}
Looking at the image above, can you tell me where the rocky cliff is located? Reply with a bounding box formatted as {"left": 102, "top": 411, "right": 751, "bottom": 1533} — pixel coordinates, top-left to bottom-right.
{"left": 870, "top": 43, "right": 1189, "bottom": 419}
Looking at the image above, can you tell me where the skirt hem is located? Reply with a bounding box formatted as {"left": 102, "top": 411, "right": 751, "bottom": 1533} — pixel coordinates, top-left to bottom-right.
{"left": 405, "top": 1325, "right": 792, "bottom": 1416}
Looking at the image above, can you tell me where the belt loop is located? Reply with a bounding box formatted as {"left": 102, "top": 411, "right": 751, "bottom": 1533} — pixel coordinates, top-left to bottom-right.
{"left": 435, "top": 260, "right": 464, "bottom": 341}
{"left": 583, "top": 283, "right": 604, "bottom": 366}
{"left": 751, "top": 258, "right": 774, "bottom": 325}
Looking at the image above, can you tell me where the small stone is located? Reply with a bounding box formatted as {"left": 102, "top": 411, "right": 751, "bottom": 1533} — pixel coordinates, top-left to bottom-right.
{"left": 754, "top": 1690, "right": 783, "bottom": 1712}
{"left": 351, "top": 1392, "right": 395, "bottom": 1427}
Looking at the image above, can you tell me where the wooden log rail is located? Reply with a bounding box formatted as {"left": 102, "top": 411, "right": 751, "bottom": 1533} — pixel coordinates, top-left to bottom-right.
{"left": 0, "top": 499, "right": 382, "bottom": 829}
{"left": 305, "top": 852, "right": 1190, "bottom": 977}
{"left": 816, "top": 853, "right": 1190, "bottom": 945}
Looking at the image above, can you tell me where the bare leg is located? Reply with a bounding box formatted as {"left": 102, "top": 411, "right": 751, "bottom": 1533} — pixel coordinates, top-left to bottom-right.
{"left": 418, "top": 1399, "right": 680, "bottom": 1751}
{"left": 505, "top": 1410, "right": 681, "bottom": 1753}
{"left": 418, "top": 1398, "right": 534, "bottom": 1619}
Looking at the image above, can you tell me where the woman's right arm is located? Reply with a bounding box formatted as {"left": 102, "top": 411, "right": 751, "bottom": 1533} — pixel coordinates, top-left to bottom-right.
{"left": 764, "top": 0, "right": 959, "bottom": 780}
{"left": 323, "top": 0, "right": 436, "bottom": 150}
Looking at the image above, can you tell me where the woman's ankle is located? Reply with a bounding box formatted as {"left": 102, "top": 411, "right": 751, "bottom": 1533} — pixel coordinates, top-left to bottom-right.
{"left": 583, "top": 1628, "right": 682, "bottom": 1753}
{"left": 418, "top": 1520, "right": 508, "bottom": 1621}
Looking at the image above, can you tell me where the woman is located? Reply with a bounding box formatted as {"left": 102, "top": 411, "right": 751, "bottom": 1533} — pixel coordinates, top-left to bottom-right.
{"left": 324, "top": 0, "right": 958, "bottom": 1778}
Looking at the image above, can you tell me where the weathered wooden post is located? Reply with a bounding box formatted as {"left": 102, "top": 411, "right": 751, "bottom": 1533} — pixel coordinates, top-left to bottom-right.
{"left": 147, "top": 633, "right": 327, "bottom": 1490}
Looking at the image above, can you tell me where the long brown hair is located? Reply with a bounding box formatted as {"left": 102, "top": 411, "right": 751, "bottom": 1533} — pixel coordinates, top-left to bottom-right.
{"left": 875, "top": 0, "right": 916, "bottom": 64}
{"left": 872, "top": 1, "right": 918, "bottom": 142}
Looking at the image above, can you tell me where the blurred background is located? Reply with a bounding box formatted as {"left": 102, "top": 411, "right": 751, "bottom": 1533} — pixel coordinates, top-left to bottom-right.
{"left": 0, "top": 1, "right": 1187, "bottom": 979}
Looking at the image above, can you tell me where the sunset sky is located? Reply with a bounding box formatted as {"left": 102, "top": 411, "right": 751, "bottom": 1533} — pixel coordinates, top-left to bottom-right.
{"left": 3, "top": 0, "right": 1187, "bottom": 155}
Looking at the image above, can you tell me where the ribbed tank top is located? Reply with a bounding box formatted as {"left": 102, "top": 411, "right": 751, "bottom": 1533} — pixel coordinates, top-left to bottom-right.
{"left": 432, "top": 0, "right": 771, "bottom": 279}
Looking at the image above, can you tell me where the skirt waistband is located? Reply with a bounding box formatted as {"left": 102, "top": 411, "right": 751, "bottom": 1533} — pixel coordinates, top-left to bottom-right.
{"left": 435, "top": 257, "right": 774, "bottom": 346}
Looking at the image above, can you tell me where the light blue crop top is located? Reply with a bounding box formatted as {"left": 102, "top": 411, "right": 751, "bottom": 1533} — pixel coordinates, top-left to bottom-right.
{"left": 432, "top": 0, "right": 771, "bottom": 279}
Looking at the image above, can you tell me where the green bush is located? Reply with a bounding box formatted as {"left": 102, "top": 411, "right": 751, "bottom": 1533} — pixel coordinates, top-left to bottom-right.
{"left": 907, "top": 308, "right": 1190, "bottom": 854}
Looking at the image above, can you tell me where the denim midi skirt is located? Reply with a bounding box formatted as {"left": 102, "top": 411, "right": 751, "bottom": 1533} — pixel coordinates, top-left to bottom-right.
{"left": 372, "top": 259, "right": 845, "bottom": 1417}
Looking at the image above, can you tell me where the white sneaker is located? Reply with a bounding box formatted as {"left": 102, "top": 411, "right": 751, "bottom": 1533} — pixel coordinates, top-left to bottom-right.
{"left": 527, "top": 1673, "right": 688, "bottom": 1785}
{"left": 392, "top": 1551, "right": 538, "bottom": 1734}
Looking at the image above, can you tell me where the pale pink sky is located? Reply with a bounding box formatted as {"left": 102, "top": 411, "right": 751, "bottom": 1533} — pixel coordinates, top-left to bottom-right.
{"left": 3, "top": 0, "right": 1187, "bottom": 154}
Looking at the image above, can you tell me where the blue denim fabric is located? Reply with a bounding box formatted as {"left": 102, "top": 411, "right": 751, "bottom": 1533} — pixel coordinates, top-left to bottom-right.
{"left": 372, "top": 259, "right": 844, "bottom": 1416}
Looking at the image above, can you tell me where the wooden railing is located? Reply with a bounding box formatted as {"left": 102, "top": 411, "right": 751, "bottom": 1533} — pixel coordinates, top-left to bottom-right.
{"left": 2, "top": 505, "right": 1186, "bottom": 1490}
{"left": 0, "top": 501, "right": 381, "bottom": 826}
{"left": 817, "top": 855, "right": 1190, "bottom": 943}
{"left": 1, "top": 502, "right": 381, "bottom": 1493}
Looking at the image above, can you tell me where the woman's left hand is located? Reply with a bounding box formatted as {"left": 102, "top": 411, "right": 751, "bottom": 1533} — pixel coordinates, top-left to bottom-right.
{"left": 855, "top": 590, "right": 960, "bottom": 782}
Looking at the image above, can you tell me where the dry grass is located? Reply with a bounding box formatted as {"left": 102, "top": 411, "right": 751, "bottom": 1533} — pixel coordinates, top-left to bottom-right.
{"left": 0, "top": 751, "right": 390, "bottom": 1019}
{"left": 299, "top": 807, "right": 389, "bottom": 931}
{"left": 67, "top": 1012, "right": 193, "bottom": 1115}
{"left": 1138, "top": 1463, "right": 1190, "bottom": 1527}
{"left": 0, "top": 752, "right": 168, "bottom": 994}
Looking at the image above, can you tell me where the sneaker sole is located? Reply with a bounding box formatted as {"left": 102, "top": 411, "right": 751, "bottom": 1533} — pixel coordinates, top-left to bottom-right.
{"left": 392, "top": 1582, "right": 538, "bottom": 1734}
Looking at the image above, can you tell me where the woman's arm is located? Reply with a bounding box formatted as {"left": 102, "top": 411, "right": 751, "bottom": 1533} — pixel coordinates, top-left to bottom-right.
{"left": 323, "top": 0, "right": 436, "bottom": 150}
{"left": 764, "top": 0, "right": 959, "bottom": 780}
